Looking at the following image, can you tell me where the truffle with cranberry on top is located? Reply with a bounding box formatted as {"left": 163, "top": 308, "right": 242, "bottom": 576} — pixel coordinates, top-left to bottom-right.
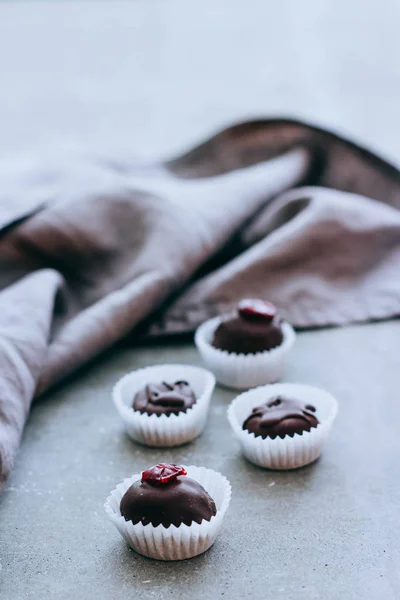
{"left": 105, "top": 463, "right": 231, "bottom": 560}
{"left": 120, "top": 463, "right": 217, "bottom": 528}
{"left": 194, "top": 299, "right": 296, "bottom": 388}
{"left": 212, "top": 299, "right": 284, "bottom": 354}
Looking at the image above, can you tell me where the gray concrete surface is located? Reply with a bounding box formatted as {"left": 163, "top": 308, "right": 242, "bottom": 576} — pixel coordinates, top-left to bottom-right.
{"left": 1, "top": 322, "right": 400, "bottom": 599}
{"left": 1, "top": 1, "right": 400, "bottom": 598}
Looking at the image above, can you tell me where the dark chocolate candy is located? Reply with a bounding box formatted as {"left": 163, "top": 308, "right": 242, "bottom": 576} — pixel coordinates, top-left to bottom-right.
{"left": 120, "top": 463, "right": 217, "bottom": 528}
{"left": 212, "top": 299, "right": 284, "bottom": 354}
{"left": 243, "top": 396, "right": 319, "bottom": 439}
{"left": 133, "top": 380, "right": 196, "bottom": 416}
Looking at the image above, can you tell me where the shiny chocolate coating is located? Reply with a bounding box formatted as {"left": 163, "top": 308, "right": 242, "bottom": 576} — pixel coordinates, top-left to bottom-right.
{"left": 212, "top": 300, "right": 284, "bottom": 354}
{"left": 120, "top": 476, "right": 217, "bottom": 528}
{"left": 133, "top": 380, "right": 196, "bottom": 416}
{"left": 243, "top": 396, "right": 319, "bottom": 439}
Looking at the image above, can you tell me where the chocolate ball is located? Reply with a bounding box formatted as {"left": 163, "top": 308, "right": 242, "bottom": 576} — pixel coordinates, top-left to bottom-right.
{"left": 212, "top": 299, "right": 284, "bottom": 354}
{"left": 120, "top": 464, "right": 217, "bottom": 528}
{"left": 133, "top": 380, "right": 196, "bottom": 416}
{"left": 243, "top": 396, "right": 319, "bottom": 439}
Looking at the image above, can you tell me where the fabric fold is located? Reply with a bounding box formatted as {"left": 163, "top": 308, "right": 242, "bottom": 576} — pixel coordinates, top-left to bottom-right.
{"left": 154, "top": 186, "right": 400, "bottom": 333}
{"left": 0, "top": 117, "right": 399, "bottom": 489}
{"left": 0, "top": 269, "right": 61, "bottom": 488}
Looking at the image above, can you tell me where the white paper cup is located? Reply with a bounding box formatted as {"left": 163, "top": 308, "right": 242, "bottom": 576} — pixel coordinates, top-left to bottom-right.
{"left": 113, "top": 364, "right": 215, "bottom": 447}
{"left": 227, "top": 383, "right": 338, "bottom": 470}
{"left": 194, "top": 317, "right": 296, "bottom": 389}
{"left": 104, "top": 465, "right": 232, "bottom": 560}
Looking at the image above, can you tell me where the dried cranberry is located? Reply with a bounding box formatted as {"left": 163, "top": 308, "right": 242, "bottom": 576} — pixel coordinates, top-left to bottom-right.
{"left": 141, "top": 463, "right": 187, "bottom": 485}
{"left": 238, "top": 299, "right": 277, "bottom": 323}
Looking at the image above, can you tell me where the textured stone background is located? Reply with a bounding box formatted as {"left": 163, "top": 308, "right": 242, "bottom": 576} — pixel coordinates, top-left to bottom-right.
{"left": 0, "top": 2, "right": 400, "bottom": 599}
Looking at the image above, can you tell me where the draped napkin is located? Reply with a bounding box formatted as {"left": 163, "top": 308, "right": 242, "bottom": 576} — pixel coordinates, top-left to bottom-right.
{"left": 1, "top": 118, "right": 399, "bottom": 489}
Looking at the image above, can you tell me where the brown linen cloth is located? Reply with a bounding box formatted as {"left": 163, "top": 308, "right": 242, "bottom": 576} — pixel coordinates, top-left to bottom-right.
{"left": 1, "top": 118, "right": 400, "bottom": 489}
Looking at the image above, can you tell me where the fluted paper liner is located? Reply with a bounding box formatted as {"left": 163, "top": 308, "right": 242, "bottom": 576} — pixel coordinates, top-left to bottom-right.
{"left": 227, "top": 383, "right": 338, "bottom": 470}
{"left": 104, "top": 465, "right": 231, "bottom": 560}
{"left": 195, "top": 317, "right": 296, "bottom": 389}
{"left": 113, "top": 364, "right": 215, "bottom": 447}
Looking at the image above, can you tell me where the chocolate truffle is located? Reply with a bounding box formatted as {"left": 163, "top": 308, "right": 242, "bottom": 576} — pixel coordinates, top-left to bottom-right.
{"left": 243, "top": 396, "right": 319, "bottom": 439}
{"left": 133, "top": 380, "right": 196, "bottom": 416}
{"left": 120, "top": 464, "right": 217, "bottom": 528}
{"left": 212, "top": 299, "right": 284, "bottom": 354}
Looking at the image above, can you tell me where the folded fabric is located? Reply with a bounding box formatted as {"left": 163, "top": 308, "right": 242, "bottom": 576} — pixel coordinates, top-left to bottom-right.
{"left": 0, "top": 118, "right": 399, "bottom": 490}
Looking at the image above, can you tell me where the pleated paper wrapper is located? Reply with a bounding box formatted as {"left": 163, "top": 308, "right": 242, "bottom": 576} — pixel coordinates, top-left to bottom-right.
{"left": 105, "top": 465, "right": 231, "bottom": 560}
{"left": 113, "top": 364, "right": 215, "bottom": 447}
{"left": 227, "top": 383, "right": 338, "bottom": 470}
{"left": 195, "top": 317, "right": 296, "bottom": 389}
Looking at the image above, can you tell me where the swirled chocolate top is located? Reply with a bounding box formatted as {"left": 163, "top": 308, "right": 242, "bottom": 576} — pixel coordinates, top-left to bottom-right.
{"left": 243, "top": 396, "right": 319, "bottom": 439}
{"left": 132, "top": 380, "right": 196, "bottom": 416}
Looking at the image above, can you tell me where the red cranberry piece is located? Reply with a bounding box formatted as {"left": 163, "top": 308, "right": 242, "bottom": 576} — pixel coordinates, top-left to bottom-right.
{"left": 238, "top": 299, "right": 277, "bottom": 323}
{"left": 141, "top": 463, "right": 187, "bottom": 485}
